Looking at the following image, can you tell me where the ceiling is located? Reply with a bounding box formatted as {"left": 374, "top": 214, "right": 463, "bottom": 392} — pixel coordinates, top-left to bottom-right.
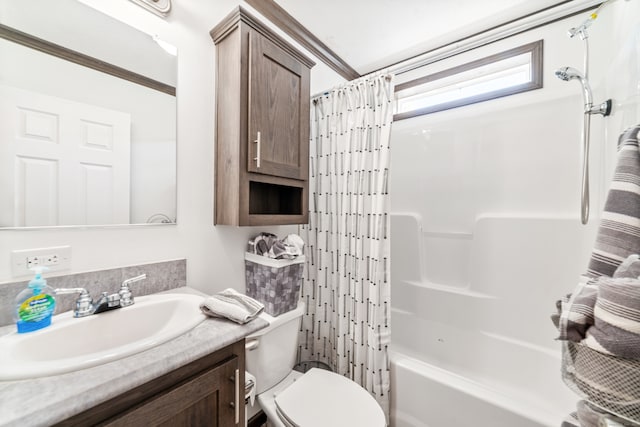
{"left": 273, "top": 0, "right": 568, "bottom": 75}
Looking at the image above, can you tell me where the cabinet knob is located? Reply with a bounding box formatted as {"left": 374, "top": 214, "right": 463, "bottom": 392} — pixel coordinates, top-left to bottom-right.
{"left": 254, "top": 131, "right": 261, "bottom": 168}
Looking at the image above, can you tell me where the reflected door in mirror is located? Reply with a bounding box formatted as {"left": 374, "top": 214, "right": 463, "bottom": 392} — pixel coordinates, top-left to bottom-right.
{"left": 0, "top": 85, "right": 131, "bottom": 227}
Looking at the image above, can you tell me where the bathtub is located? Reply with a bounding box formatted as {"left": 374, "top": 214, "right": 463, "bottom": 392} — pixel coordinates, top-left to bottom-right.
{"left": 389, "top": 320, "right": 574, "bottom": 427}
{"left": 391, "top": 351, "right": 560, "bottom": 427}
{"left": 389, "top": 213, "right": 590, "bottom": 426}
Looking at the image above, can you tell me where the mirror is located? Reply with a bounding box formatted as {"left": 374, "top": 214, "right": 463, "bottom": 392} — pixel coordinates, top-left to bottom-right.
{"left": 0, "top": 0, "right": 177, "bottom": 228}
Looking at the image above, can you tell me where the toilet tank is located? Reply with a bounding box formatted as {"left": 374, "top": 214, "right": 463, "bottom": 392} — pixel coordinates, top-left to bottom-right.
{"left": 245, "top": 302, "right": 305, "bottom": 394}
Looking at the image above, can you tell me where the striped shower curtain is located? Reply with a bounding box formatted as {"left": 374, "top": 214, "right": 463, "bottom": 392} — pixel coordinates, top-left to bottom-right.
{"left": 298, "top": 73, "right": 394, "bottom": 417}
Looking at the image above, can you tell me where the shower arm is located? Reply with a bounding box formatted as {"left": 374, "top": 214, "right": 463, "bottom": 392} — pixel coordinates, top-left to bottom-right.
{"left": 574, "top": 24, "right": 590, "bottom": 79}
{"left": 584, "top": 37, "right": 589, "bottom": 80}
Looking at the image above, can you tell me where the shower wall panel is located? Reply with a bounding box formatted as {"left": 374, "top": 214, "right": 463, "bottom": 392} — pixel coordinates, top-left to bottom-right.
{"left": 389, "top": 2, "right": 640, "bottom": 426}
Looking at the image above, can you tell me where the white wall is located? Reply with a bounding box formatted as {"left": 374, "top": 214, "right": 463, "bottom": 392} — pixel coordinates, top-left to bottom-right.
{"left": 0, "top": 0, "right": 343, "bottom": 292}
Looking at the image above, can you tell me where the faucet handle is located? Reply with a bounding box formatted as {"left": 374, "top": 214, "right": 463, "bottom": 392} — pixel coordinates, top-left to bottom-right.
{"left": 54, "top": 287, "right": 93, "bottom": 317}
{"left": 119, "top": 274, "right": 146, "bottom": 307}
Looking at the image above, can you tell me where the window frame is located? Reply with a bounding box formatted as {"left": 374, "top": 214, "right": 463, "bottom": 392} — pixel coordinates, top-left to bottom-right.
{"left": 393, "top": 40, "right": 543, "bottom": 121}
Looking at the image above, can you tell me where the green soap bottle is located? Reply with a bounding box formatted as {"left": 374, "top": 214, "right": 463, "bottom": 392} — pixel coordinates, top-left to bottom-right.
{"left": 14, "top": 266, "right": 56, "bottom": 333}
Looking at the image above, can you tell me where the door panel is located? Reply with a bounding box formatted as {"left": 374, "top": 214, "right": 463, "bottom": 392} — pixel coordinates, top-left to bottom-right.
{"left": 248, "top": 30, "right": 308, "bottom": 180}
{"left": 0, "top": 85, "right": 131, "bottom": 226}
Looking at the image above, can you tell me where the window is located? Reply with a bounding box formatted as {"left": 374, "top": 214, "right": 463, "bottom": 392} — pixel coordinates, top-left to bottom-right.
{"left": 394, "top": 40, "right": 543, "bottom": 120}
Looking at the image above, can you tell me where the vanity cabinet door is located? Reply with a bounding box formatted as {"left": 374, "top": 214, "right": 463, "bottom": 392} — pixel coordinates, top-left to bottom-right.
{"left": 247, "top": 29, "right": 310, "bottom": 181}
{"left": 103, "top": 356, "right": 240, "bottom": 427}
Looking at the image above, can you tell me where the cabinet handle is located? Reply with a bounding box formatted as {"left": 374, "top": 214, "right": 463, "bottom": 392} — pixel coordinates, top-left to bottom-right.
{"left": 254, "top": 131, "right": 261, "bottom": 168}
{"left": 233, "top": 368, "right": 240, "bottom": 424}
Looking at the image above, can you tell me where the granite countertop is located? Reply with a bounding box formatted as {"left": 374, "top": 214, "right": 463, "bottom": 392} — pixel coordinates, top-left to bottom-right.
{"left": 0, "top": 287, "right": 267, "bottom": 427}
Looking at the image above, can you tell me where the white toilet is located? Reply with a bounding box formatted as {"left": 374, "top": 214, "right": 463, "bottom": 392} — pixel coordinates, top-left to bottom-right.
{"left": 245, "top": 302, "right": 386, "bottom": 427}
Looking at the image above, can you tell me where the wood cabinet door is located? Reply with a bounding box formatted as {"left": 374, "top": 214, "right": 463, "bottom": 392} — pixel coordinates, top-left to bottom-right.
{"left": 103, "top": 356, "right": 240, "bottom": 427}
{"left": 248, "top": 29, "right": 309, "bottom": 181}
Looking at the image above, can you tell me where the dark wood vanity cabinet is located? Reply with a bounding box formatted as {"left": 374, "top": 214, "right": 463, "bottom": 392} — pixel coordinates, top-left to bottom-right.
{"left": 211, "top": 7, "right": 315, "bottom": 226}
{"left": 55, "top": 341, "right": 245, "bottom": 427}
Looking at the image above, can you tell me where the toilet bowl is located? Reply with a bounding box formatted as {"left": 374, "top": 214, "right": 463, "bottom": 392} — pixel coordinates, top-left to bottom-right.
{"left": 245, "top": 302, "right": 385, "bottom": 427}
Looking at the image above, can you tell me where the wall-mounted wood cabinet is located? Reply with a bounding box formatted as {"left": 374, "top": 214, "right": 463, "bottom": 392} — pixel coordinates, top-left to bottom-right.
{"left": 211, "top": 7, "right": 314, "bottom": 226}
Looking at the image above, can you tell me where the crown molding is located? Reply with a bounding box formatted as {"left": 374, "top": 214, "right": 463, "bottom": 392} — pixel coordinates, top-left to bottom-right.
{"left": 245, "top": 0, "right": 360, "bottom": 81}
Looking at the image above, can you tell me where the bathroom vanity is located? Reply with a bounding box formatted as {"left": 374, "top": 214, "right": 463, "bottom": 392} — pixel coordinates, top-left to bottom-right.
{"left": 56, "top": 341, "right": 244, "bottom": 426}
{"left": 0, "top": 290, "right": 267, "bottom": 426}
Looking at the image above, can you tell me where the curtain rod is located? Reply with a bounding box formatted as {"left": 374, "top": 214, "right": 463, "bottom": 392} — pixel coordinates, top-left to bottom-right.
{"left": 312, "top": 73, "right": 392, "bottom": 100}
{"left": 354, "top": 0, "right": 602, "bottom": 81}
{"left": 311, "top": 0, "right": 604, "bottom": 98}
{"left": 383, "top": 0, "right": 603, "bottom": 76}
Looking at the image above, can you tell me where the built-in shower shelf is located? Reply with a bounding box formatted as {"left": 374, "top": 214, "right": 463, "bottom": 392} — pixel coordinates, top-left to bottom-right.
{"left": 423, "top": 230, "right": 473, "bottom": 289}
{"left": 390, "top": 213, "right": 475, "bottom": 289}
{"left": 423, "top": 230, "right": 473, "bottom": 239}
{"left": 404, "top": 280, "right": 495, "bottom": 299}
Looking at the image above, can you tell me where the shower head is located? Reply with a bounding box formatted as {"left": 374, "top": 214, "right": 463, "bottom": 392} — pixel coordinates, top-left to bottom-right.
{"left": 554, "top": 66, "right": 583, "bottom": 82}
{"left": 555, "top": 66, "right": 593, "bottom": 108}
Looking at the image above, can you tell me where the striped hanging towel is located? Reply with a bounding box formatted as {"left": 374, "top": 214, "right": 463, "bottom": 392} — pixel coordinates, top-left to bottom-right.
{"left": 583, "top": 275, "right": 640, "bottom": 359}
{"left": 587, "top": 124, "right": 640, "bottom": 278}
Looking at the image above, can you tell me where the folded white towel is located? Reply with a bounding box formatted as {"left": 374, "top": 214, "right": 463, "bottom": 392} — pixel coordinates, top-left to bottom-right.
{"left": 245, "top": 371, "right": 257, "bottom": 406}
{"left": 200, "top": 288, "right": 264, "bottom": 324}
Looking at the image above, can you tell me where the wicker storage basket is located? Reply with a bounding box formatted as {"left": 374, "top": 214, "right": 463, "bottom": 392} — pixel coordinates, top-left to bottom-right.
{"left": 562, "top": 341, "right": 640, "bottom": 425}
{"left": 244, "top": 252, "right": 305, "bottom": 316}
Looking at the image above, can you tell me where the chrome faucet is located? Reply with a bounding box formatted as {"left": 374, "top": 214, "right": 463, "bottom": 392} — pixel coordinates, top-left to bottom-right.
{"left": 55, "top": 274, "right": 147, "bottom": 318}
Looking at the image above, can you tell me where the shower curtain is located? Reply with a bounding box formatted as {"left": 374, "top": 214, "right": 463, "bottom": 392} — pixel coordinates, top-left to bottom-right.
{"left": 299, "top": 73, "right": 394, "bottom": 417}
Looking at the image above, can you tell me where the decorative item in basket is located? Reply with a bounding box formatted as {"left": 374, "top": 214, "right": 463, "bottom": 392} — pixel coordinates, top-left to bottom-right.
{"left": 247, "top": 232, "right": 304, "bottom": 260}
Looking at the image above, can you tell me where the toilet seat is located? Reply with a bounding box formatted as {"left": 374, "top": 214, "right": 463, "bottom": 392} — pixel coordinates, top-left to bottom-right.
{"left": 274, "top": 368, "right": 386, "bottom": 427}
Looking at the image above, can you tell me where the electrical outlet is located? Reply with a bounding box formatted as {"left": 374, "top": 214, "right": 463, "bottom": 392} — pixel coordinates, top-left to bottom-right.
{"left": 11, "top": 246, "right": 71, "bottom": 277}
{"left": 26, "top": 256, "right": 41, "bottom": 269}
{"left": 45, "top": 254, "right": 59, "bottom": 265}
{"left": 26, "top": 254, "right": 60, "bottom": 268}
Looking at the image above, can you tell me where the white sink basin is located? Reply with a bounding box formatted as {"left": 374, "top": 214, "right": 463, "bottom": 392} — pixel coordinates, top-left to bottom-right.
{"left": 0, "top": 292, "right": 207, "bottom": 380}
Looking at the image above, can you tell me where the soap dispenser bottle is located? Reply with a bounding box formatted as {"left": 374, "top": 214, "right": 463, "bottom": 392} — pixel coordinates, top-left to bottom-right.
{"left": 14, "top": 266, "right": 56, "bottom": 333}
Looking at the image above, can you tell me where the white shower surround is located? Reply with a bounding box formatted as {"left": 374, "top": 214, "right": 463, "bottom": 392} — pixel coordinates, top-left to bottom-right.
{"left": 388, "top": 2, "right": 640, "bottom": 425}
